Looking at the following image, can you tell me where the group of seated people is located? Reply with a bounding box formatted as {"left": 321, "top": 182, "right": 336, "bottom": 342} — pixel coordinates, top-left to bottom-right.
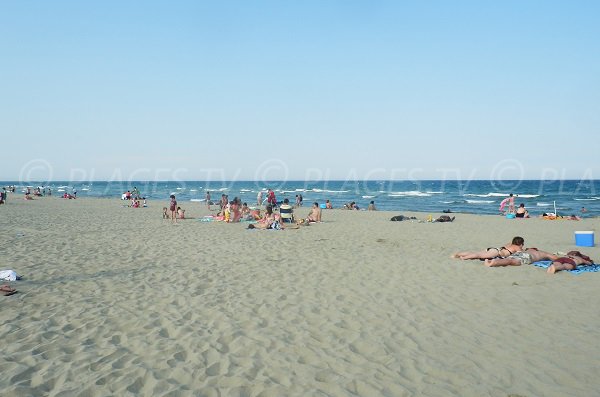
{"left": 217, "top": 197, "right": 256, "bottom": 223}
{"left": 247, "top": 200, "right": 323, "bottom": 229}
{"left": 129, "top": 198, "right": 147, "bottom": 208}
{"left": 343, "top": 201, "right": 359, "bottom": 210}
{"left": 452, "top": 236, "right": 594, "bottom": 274}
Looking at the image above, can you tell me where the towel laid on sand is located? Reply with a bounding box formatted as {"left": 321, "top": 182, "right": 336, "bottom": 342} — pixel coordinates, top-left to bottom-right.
{"left": 531, "top": 261, "right": 600, "bottom": 275}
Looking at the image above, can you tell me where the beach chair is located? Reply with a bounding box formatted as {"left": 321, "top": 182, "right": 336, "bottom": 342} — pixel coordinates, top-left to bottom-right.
{"left": 279, "top": 205, "right": 295, "bottom": 223}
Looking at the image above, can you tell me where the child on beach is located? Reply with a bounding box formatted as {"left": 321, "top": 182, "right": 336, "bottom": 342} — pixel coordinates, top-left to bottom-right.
{"left": 169, "top": 195, "right": 177, "bottom": 223}
{"left": 177, "top": 206, "right": 185, "bottom": 219}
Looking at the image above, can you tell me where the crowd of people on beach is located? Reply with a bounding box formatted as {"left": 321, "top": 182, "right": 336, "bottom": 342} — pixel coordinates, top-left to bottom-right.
{"left": 165, "top": 190, "right": 324, "bottom": 229}
{"left": 453, "top": 236, "right": 595, "bottom": 274}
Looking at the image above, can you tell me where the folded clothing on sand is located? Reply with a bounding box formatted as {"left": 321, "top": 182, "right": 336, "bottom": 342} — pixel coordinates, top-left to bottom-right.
{"left": 531, "top": 261, "right": 600, "bottom": 275}
{"left": 0, "top": 270, "right": 20, "bottom": 281}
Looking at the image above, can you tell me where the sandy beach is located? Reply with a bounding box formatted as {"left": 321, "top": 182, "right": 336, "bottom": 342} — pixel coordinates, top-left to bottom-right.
{"left": 1, "top": 196, "right": 599, "bottom": 396}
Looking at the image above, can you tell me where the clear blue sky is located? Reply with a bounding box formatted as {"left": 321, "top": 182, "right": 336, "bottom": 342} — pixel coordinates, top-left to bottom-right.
{"left": 1, "top": 1, "right": 599, "bottom": 181}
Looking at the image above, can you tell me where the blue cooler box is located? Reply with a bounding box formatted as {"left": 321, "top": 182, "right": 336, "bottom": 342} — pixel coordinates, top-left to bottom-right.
{"left": 575, "top": 231, "right": 594, "bottom": 247}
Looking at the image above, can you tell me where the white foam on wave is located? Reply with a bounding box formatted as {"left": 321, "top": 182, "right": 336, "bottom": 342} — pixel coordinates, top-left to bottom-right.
{"left": 190, "top": 199, "right": 205, "bottom": 202}
{"left": 362, "top": 195, "right": 375, "bottom": 199}
{"left": 517, "top": 194, "right": 540, "bottom": 198}
{"left": 574, "top": 198, "right": 597, "bottom": 201}
{"left": 190, "top": 189, "right": 198, "bottom": 192}
{"left": 240, "top": 189, "right": 252, "bottom": 192}
{"left": 389, "top": 191, "right": 431, "bottom": 197}
{"left": 537, "top": 202, "right": 552, "bottom": 207}
{"left": 426, "top": 191, "right": 444, "bottom": 194}
{"left": 465, "top": 199, "right": 494, "bottom": 204}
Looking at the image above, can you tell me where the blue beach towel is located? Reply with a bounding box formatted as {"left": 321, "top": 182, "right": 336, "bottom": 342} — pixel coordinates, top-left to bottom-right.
{"left": 531, "top": 261, "right": 600, "bottom": 275}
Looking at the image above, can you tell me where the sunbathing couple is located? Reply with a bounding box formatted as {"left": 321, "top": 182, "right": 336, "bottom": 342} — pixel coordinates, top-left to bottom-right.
{"left": 453, "top": 236, "right": 594, "bottom": 274}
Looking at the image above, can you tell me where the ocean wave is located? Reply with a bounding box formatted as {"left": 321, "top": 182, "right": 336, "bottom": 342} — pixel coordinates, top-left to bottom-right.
{"left": 536, "top": 202, "right": 553, "bottom": 207}
{"left": 574, "top": 198, "right": 598, "bottom": 201}
{"left": 465, "top": 199, "right": 495, "bottom": 204}
{"left": 389, "top": 191, "right": 432, "bottom": 197}
{"left": 190, "top": 199, "right": 205, "bottom": 202}
{"left": 440, "top": 200, "right": 464, "bottom": 204}
{"left": 425, "top": 191, "right": 444, "bottom": 194}
{"left": 310, "top": 189, "right": 349, "bottom": 193}
{"left": 464, "top": 192, "right": 539, "bottom": 199}
{"left": 362, "top": 195, "right": 375, "bottom": 199}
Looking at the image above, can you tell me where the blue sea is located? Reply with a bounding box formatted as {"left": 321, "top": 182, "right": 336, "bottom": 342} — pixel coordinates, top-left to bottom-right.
{"left": 3, "top": 180, "right": 599, "bottom": 216}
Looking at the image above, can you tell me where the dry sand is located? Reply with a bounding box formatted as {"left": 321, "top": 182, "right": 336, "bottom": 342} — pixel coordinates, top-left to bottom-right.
{"left": 1, "top": 196, "right": 599, "bottom": 396}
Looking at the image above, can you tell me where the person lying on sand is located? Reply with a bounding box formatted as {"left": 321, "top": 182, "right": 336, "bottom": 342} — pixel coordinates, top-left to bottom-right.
{"left": 434, "top": 215, "right": 454, "bottom": 222}
{"left": 484, "top": 248, "right": 557, "bottom": 267}
{"left": 547, "top": 251, "right": 593, "bottom": 274}
{"left": 452, "top": 236, "right": 525, "bottom": 260}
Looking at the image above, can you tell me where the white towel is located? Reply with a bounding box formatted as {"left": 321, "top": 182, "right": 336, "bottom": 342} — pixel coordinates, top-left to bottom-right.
{"left": 0, "top": 270, "right": 19, "bottom": 281}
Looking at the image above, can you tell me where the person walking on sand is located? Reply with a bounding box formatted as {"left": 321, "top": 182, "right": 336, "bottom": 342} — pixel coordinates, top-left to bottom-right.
{"left": 485, "top": 248, "right": 557, "bottom": 267}
{"left": 205, "top": 191, "right": 211, "bottom": 211}
{"left": 257, "top": 190, "right": 263, "bottom": 206}
{"left": 452, "top": 237, "right": 525, "bottom": 260}
{"left": 169, "top": 194, "right": 177, "bottom": 223}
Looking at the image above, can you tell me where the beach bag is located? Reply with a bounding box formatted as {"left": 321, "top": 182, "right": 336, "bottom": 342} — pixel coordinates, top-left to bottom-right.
{"left": 270, "top": 221, "right": 281, "bottom": 230}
